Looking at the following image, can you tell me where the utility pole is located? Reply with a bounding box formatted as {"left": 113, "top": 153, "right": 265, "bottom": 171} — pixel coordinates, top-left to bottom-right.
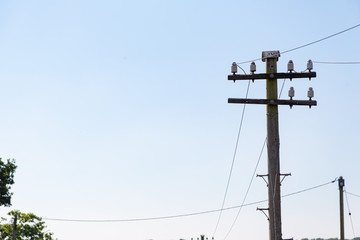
{"left": 338, "top": 176, "right": 345, "bottom": 240}
{"left": 265, "top": 54, "right": 282, "bottom": 240}
{"left": 12, "top": 214, "right": 17, "bottom": 240}
{"left": 191, "top": 235, "right": 213, "bottom": 240}
{"left": 228, "top": 51, "right": 317, "bottom": 240}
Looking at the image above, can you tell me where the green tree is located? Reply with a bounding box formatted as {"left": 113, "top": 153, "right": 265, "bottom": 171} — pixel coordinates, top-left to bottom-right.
{"left": 0, "top": 210, "right": 56, "bottom": 240}
{"left": 0, "top": 158, "right": 17, "bottom": 207}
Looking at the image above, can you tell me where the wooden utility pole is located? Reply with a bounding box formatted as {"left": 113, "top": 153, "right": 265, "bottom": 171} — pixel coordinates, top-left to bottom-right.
{"left": 201, "top": 235, "right": 205, "bottom": 240}
{"left": 265, "top": 55, "right": 282, "bottom": 240}
{"left": 12, "top": 214, "right": 17, "bottom": 240}
{"left": 191, "top": 235, "right": 213, "bottom": 240}
{"left": 339, "top": 176, "right": 345, "bottom": 240}
{"left": 228, "top": 51, "right": 317, "bottom": 240}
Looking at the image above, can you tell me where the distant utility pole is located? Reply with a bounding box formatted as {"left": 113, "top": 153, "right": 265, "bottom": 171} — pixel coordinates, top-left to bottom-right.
{"left": 191, "top": 235, "right": 214, "bottom": 240}
{"left": 12, "top": 214, "right": 17, "bottom": 240}
{"left": 338, "top": 176, "right": 345, "bottom": 240}
{"left": 228, "top": 51, "right": 317, "bottom": 240}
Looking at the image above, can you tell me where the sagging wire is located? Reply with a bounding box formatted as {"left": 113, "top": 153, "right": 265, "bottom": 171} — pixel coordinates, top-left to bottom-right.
{"left": 344, "top": 188, "right": 356, "bottom": 239}
{"left": 235, "top": 23, "right": 360, "bottom": 65}
{"left": 212, "top": 78, "right": 251, "bottom": 237}
{"left": 42, "top": 179, "right": 337, "bottom": 223}
{"left": 347, "top": 192, "right": 360, "bottom": 198}
{"left": 313, "top": 61, "right": 360, "bottom": 65}
{"left": 221, "top": 74, "right": 288, "bottom": 240}
{"left": 222, "top": 138, "right": 267, "bottom": 240}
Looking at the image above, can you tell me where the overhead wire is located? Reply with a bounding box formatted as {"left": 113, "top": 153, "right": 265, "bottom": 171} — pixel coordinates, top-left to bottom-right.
{"left": 280, "top": 23, "right": 360, "bottom": 55}
{"left": 213, "top": 22, "right": 360, "bottom": 238}
{"left": 214, "top": 22, "right": 354, "bottom": 234}
{"left": 215, "top": 62, "right": 288, "bottom": 239}
{"left": 42, "top": 179, "right": 336, "bottom": 223}
{"left": 40, "top": 23, "right": 360, "bottom": 235}
{"left": 223, "top": 23, "right": 360, "bottom": 234}
{"left": 282, "top": 177, "right": 337, "bottom": 198}
{"left": 214, "top": 21, "right": 360, "bottom": 240}
{"left": 344, "top": 188, "right": 356, "bottom": 238}
{"left": 313, "top": 61, "right": 360, "bottom": 65}
{"left": 237, "top": 57, "right": 262, "bottom": 65}
{"left": 220, "top": 24, "right": 360, "bottom": 233}
{"left": 236, "top": 23, "right": 360, "bottom": 65}
{"left": 279, "top": 79, "right": 286, "bottom": 97}
{"left": 221, "top": 77, "right": 288, "bottom": 240}
{"left": 237, "top": 64, "right": 247, "bottom": 75}
{"left": 212, "top": 77, "right": 251, "bottom": 237}
{"left": 222, "top": 138, "right": 267, "bottom": 240}
{"left": 347, "top": 192, "right": 360, "bottom": 198}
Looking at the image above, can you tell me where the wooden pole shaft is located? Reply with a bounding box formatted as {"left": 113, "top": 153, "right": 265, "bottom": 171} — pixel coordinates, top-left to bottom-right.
{"left": 339, "top": 176, "right": 345, "bottom": 240}
{"left": 266, "top": 57, "right": 282, "bottom": 240}
{"left": 12, "top": 214, "right": 17, "bottom": 240}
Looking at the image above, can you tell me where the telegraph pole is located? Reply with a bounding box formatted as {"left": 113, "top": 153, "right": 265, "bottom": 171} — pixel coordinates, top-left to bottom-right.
{"left": 228, "top": 51, "right": 316, "bottom": 240}
{"left": 265, "top": 55, "right": 282, "bottom": 240}
{"left": 338, "top": 176, "right": 345, "bottom": 240}
{"left": 12, "top": 214, "right": 17, "bottom": 240}
{"left": 191, "top": 235, "right": 214, "bottom": 240}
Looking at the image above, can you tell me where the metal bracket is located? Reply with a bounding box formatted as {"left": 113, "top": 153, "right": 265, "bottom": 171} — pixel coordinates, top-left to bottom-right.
{"left": 257, "top": 208, "right": 269, "bottom": 221}
{"left": 257, "top": 174, "right": 269, "bottom": 186}
{"left": 280, "top": 173, "right": 291, "bottom": 185}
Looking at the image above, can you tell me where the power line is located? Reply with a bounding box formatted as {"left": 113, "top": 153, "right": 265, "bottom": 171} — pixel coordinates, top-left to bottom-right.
{"left": 279, "top": 79, "right": 286, "bottom": 97}
{"left": 280, "top": 23, "right": 360, "bottom": 55}
{"left": 344, "top": 189, "right": 356, "bottom": 238}
{"left": 282, "top": 178, "right": 337, "bottom": 198}
{"left": 237, "top": 23, "right": 360, "bottom": 65}
{"left": 236, "top": 64, "right": 247, "bottom": 75}
{"left": 42, "top": 179, "right": 336, "bottom": 223}
{"left": 313, "top": 61, "right": 360, "bottom": 65}
{"left": 347, "top": 192, "right": 360, "bottom": 198}
{"left": 216, "top": 66, "right": 288, "bottom": 238}
{"left": 221, "top": 79, "right": 287, "bottom": 240}
{"left": 237, "top": 57, "right": 262, "bottom": 65}
{"left": 222, "top": 138, "right": 267, "bottom": 240}
{"left": 212, "top": 80, "right": 251, "bottom": 236}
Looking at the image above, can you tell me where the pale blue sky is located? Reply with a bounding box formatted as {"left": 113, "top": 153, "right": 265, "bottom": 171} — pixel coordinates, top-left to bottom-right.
{"left": 0, "top": 1, "right": 359, "bottom": 240}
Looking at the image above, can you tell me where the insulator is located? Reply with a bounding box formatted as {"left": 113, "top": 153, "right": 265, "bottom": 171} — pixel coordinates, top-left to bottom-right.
{"left": 307, "top": 87, "right": 314, "bottom": 99}
{"left": 250, "top": 62, "right": 256, "bottom": 73}
{"left": 287, "top": 60, "right": 294, "bottom": 72}
{"left": 307, "top": 59, "right": 313, "bottom": 71}
{"left": 231, "top": 62, "right": 237, "bottom": 74}
{"left": 288, "top": 87, "right": 295, "bottom": 98}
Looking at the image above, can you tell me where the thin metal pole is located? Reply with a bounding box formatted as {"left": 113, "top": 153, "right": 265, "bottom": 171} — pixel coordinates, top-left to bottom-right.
{"left": 339, "top": 176, "right": 345, "bottom": 240}
{"left": 265, "top": 56, "right": 282, "bottom": 240}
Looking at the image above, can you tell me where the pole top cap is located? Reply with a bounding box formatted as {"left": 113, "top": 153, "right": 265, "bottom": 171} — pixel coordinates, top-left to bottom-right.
{"left": 338, "top": 176, "right": 345, "bottom": 187}
{"left": 262, "top": 50, "right": 280, "bottom": 62}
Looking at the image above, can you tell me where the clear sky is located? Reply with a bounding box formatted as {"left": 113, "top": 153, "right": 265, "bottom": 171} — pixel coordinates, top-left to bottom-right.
{"left": 0, "top": 1, "right": 359, "bottom": 240}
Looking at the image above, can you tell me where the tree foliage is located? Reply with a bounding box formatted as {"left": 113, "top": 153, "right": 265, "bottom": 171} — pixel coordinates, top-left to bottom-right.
{"left": 0, "top": 210, "right": 56, "bottom": 240}
{"left": 0, "top": 158, "right": 17, "bottom": 207}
